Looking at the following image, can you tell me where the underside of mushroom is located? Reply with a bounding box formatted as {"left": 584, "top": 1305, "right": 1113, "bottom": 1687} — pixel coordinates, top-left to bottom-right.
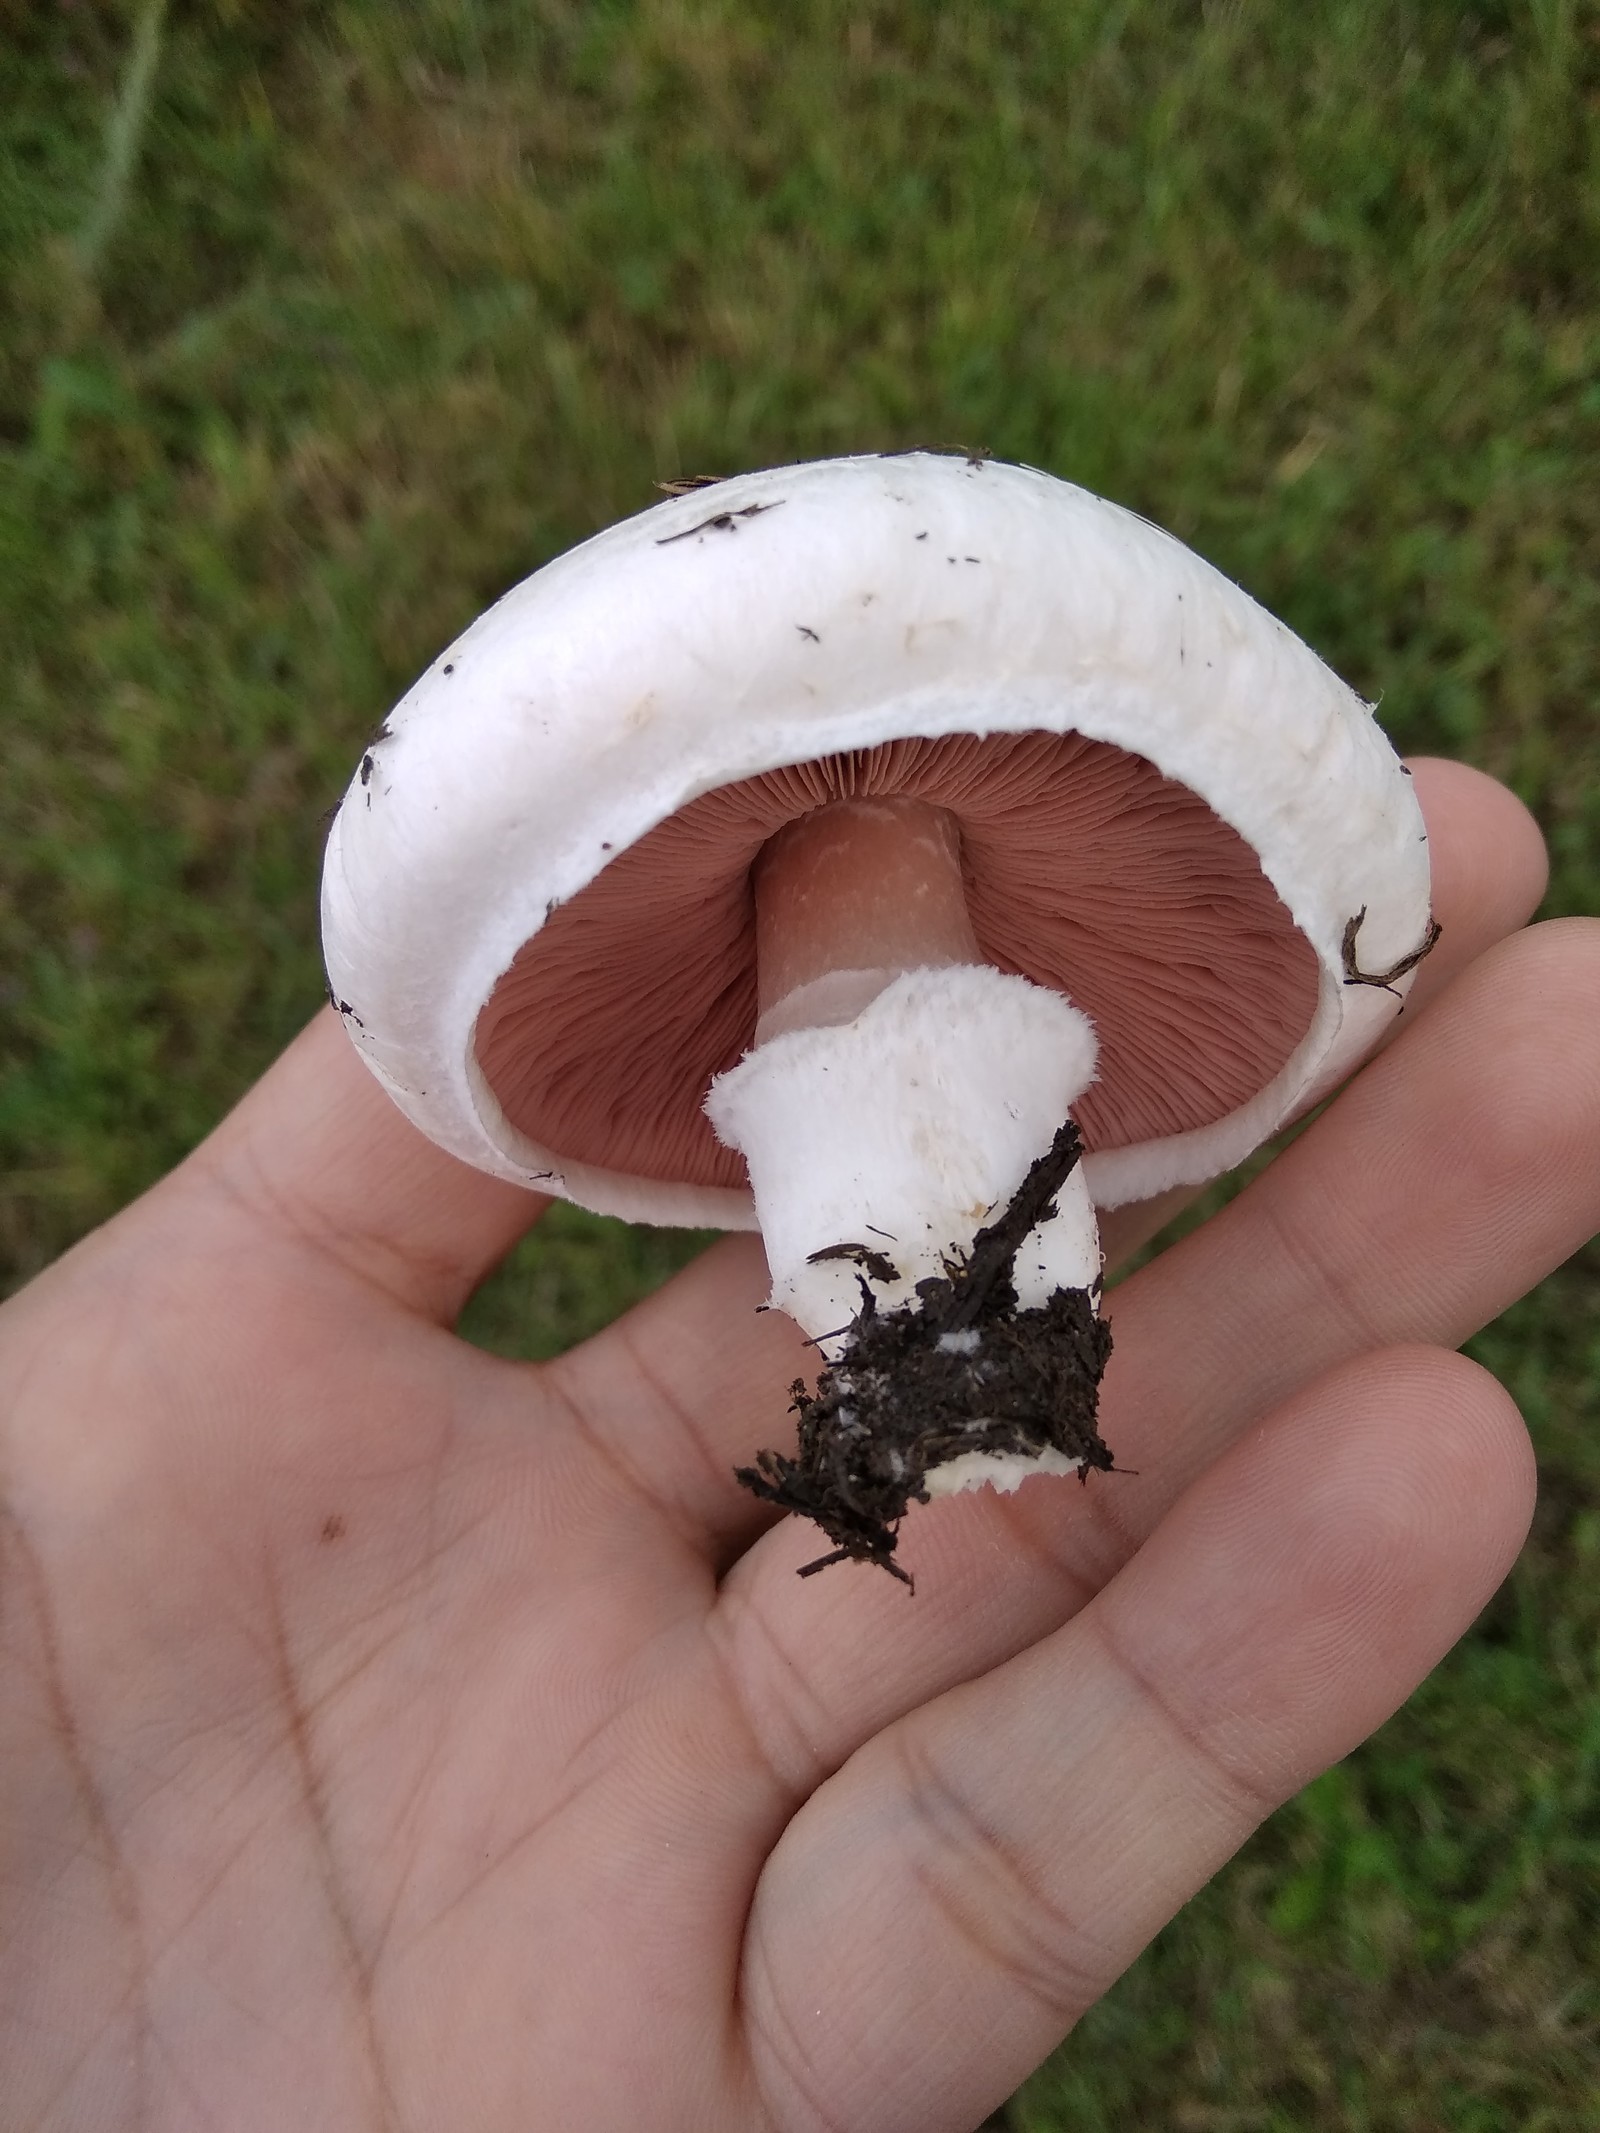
{"left": 704, "top": 795, "right": 1117, "bottom": 1585}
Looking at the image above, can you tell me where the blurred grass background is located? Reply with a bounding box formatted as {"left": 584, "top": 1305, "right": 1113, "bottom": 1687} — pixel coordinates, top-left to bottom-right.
{"left": 2, "top": 0, "right": 1598, "bottom": 2123}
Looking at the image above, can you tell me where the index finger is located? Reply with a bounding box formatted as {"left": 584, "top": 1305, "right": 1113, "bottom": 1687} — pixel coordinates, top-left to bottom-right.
{"left": 175, "top": 1010, "right": 548, "bottom": 1322}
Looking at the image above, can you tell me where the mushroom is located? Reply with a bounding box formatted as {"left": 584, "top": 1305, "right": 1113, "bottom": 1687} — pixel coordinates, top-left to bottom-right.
{"left": 321, "top": 453, "right": 1437, "bottom": 1585}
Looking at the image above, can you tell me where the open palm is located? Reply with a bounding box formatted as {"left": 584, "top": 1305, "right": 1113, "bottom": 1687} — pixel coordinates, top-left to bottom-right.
{"left": 4, "top": 759, "right": 1595, "bottom": 2133}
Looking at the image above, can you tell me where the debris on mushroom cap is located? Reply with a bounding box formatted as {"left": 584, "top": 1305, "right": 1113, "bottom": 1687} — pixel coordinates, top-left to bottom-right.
{"left": 321, "top": 453, "right": 1434, "bottom": 1232}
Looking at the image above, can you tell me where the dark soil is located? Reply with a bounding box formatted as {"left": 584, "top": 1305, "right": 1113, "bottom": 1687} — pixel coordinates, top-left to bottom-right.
{"left": 735, "top": 1119, "right": 1114, "bottom": 1590}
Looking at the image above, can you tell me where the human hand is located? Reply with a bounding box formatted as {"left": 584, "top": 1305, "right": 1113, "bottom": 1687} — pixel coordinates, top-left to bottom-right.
{"left": 2, "top": 759, "right": 1593, "bottom": 2132}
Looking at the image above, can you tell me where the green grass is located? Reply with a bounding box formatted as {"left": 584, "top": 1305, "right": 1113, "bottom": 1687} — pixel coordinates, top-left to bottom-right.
{"left": 3, "top": 0, "right": 1598, "bottom": 2121}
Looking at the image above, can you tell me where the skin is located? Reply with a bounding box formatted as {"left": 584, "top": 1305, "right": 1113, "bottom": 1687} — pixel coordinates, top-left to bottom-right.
{"left": 1, "top": 757, "right": 1594, "bottom": 2133}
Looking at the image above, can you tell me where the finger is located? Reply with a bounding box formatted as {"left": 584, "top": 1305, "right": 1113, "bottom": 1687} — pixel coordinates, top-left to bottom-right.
{"left": 173, "top": 1010, "right": 548, "bottom": 1322}
{"left": 547, "top": 1232, "right": 810, "bottom": 1560}
{"left": 1392, "top": 757, "right": 1548, "bottom": 1009}
{"left": 704, "top": 916, "right": 1599, "bottom": 1801}
{"left": 741, "top": 1346, "right": 1533, "bottom": 2133}
{"left": 1098, "top": 754, "right": 1548, "bottom": 1268}
{"left": 1096, "top": 916, "right": 1600, "bottom": 1527}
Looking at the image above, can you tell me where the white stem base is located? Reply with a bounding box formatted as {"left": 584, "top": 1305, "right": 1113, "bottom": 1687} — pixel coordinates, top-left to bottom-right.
{"left": 704, "top": 964, "right": 1103, "bottom": 1342}
{"left": 921, "top": 1444, "right": 1089, "bottom": 1498}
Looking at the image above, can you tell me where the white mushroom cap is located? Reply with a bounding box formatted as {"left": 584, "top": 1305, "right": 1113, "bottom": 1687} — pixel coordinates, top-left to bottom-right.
{"left": 320, "top": 453, "right": 1432, "bottom": 1226}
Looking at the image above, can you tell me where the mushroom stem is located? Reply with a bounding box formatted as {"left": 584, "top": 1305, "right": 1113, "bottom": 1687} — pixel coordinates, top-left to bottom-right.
{"left": 707, "top": 794, "right": 1117, "bottom": 1554}
{"left": 706, "top": 797, "right": 1106, "bottom": 1385}
{"left": 753, "top": 796, "right": 981, "bottom": 1042}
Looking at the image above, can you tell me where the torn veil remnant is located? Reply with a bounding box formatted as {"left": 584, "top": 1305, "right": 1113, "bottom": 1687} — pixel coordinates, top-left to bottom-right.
{"left": 320, "top": 453, "right": 1437, "bottom": 1590}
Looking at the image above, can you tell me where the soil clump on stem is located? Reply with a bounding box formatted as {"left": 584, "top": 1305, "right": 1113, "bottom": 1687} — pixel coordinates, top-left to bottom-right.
{"left": 735, "top": 1119, "right": 1114, "bottom": 1590}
